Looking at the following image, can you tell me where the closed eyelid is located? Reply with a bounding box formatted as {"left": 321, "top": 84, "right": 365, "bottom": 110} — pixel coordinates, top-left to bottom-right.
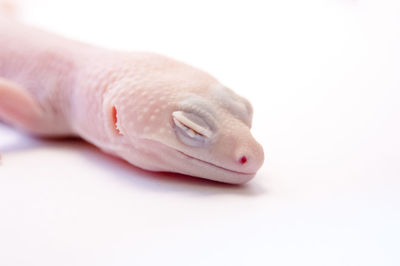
{"left": 172, "top": 108, "right": 216, "bottom": 147}
{"left": 172, "top": 111, "right": 213, "bottom": 138}
{"left": 177, "top": 95, "right": 217, "bottom": 129}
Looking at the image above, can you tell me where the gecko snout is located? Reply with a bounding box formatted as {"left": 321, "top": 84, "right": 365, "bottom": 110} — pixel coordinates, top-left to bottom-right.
{"left": 234, "top": 140, "right": 264, "bottom": 174}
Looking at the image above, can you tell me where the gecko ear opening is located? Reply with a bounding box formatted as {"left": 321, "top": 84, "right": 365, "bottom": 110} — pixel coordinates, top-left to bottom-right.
{"left": 102, "top": 92, "right": 124, "bottom": 137}
{"left": 111, "top": 106, "right": 123, "bottom": 135}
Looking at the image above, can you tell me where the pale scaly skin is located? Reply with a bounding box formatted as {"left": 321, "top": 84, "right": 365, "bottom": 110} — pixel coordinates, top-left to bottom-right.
{"left": 0, "top": 16, "right": 264, "bottom": 184}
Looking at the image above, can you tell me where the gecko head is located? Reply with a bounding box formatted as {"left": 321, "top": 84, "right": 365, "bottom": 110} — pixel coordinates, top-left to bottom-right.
{"left": 162, "top": 87, "right": 265, "bottom": 184}
{"left": 104, "top": 54, "right": 264, "bottom": 184}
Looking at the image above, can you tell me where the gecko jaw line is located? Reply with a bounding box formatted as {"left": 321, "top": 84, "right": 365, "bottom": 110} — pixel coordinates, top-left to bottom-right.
{"left": 176, "top": 150, "right": 255, "bottom": 176}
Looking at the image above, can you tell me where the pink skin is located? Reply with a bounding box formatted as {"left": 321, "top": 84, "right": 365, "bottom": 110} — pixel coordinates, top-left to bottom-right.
{"left": 0, "top": 16, "right": 264, "bottom": 184}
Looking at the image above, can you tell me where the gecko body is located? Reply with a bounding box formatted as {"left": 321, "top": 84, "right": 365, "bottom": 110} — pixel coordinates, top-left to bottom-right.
{"left": 0, "top": 15, "right": 264, "bottom": 184}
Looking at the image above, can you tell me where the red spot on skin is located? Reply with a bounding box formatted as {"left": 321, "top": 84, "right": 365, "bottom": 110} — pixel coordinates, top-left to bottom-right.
{"left": 112, "top": 106, "right": 122, "bottom": 135}
{"left": 240, "top": 156, "right": 247, "bottom": 165}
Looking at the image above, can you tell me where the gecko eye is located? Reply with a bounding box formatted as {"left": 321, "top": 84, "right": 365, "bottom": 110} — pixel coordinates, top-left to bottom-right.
{"left": 172, "top": 111, "right": 214, "bottom": 147}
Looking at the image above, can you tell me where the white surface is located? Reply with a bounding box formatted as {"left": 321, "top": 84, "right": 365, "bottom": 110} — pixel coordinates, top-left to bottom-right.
{"left": 1, "top": 0, "right": 400, "bottom": 265}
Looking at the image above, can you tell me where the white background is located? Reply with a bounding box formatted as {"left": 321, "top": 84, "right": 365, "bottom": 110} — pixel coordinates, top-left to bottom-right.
{"left": 1, "top": 0, "right": 400, "bottom": 265}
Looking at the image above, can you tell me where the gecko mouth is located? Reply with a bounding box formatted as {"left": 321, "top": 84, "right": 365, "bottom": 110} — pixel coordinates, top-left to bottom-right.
{"left": 176, "top": 150, "right": 255, "bottom": 176}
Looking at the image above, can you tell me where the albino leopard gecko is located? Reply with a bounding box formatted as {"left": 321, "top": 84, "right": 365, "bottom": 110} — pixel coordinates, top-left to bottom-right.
{"left": 0, "top": 15, "right": 264, "bottom": 184}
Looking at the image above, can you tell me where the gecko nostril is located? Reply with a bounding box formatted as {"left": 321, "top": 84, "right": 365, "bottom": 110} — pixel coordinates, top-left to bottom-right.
{"left": 239, "top": 156, "right": 247, "bottom": 165}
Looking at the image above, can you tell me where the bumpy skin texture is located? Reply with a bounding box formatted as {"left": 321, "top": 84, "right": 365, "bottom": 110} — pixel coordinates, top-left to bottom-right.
{"left": 0, "top": 16, "right": 264, "bottom": 184}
